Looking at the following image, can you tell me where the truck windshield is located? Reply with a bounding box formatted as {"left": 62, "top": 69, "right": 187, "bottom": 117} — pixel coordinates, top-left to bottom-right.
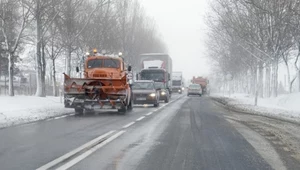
{"left": 133, "top": 82, "right": 154, "bottom": 90}
{"left": 141, "top": 71, "right": 165, "bottom": 82}
{"left": 172, "top": 80, "right": 181, "bottom": 86}
{"left": 154, "top": 82, "right": 165, "bottom": 89}
{"left": 87, "top": 59, "right": 120, "bottom": 68}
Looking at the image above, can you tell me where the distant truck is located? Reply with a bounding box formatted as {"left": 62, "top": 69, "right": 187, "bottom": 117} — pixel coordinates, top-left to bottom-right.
{"left": 191, "top": 76, "right": 209, "bottom": 95}
{"left": 136, "top": 53, "right": 173, "bottom": 96}
{"left": 172, "top": 72, "right": 184, "bottom": 94}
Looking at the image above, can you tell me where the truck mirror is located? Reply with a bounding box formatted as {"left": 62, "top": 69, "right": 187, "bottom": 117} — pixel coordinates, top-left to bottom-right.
{"left": 128, "top": 66, "right": 132, "bottom": 72}
{"left": 76, "top": 66, "right": 79, "bottom": 73}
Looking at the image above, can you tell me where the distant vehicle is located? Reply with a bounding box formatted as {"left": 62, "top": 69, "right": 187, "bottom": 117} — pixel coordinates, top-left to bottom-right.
{"left": 136, "top": 53, "right": 173, "bottom": 96}
{"left": 187, "top": 84, "right": 202, "bottom": 96}
{"left": 191, "top": 76, "right": 209, "bottom": 95}
{"left": 132, "top": 80, "right": 160, "bottom": 107}
{"left": 63, "top": 50, "right": 133, "bottom": 115}
{"left": 172, "top": 72, "right": 184, "bottom": 94}
{"left": 154, "top": 82, "right": 170, "bottom": 103}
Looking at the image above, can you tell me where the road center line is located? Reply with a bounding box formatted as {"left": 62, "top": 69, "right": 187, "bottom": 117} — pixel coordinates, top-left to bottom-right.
{"left": 122, "top": 122, "right": 135, "bottom": 129}
{"left": 36, "top": 130, "right": 115, "bottom": 170}
{"left": 136, "top": 116, "right": 145, "bottom": 121}
{"left": 56, "top": 130, "right": 126, "bottom": 170}
{"left": 146, "top": 112, "right": 153, "bottom": 116}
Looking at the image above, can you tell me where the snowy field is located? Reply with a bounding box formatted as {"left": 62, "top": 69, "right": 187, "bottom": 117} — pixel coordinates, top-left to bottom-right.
{"left": 211, "top": 93, "right": 300, "bottom": 123}
{"left": 0, "top": 96, "right": 70, "bottom": 128}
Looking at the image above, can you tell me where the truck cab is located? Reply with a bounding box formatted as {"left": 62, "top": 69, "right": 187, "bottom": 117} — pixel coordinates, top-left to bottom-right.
{"left": 139, "top": 68, "right": 171, "bottom": 95}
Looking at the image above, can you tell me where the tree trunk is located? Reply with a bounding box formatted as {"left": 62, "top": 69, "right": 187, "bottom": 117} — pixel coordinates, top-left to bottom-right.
{"left": 35, "top": 1, "right": 45, "bottom": 97}
{"left": 258, "top": 62, "right": 264, "bottom": 98}
{"left": 8, "top": 53, "right": 14, "bottom": 96}
{"left": 265, "top": 65, "right": 271, "bottom": 98}
{"left": 285, "top": 61, "right": 292, "bottom": 93}
{"left": 52, "top": 59, "right": 58, "bottom": 96}
{"left": 66, "top": 45, "right": 72, "bottom": 76}
{"left": 41, "top": 40, "right": 46, "bottom": 96}
{"left": 272, "top": 59, "right": 279, "bottom": 97}
{"left": 299, "top": 69, "right": 300, "bottom": 92}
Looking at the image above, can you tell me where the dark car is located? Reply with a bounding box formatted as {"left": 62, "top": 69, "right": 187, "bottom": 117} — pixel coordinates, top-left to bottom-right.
{"left": 154, "top": 82, "right": 170, "bottom": 103}
{"left": 132, "top": 80, "right": 160, "bottom": 107}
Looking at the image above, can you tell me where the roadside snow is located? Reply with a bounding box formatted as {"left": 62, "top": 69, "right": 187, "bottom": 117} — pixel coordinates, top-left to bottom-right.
{"left": 0, "top": 96, "right": 70, "bottom": 128}
{"left": 211, "top": 93, "right": 300, "bottom": 123}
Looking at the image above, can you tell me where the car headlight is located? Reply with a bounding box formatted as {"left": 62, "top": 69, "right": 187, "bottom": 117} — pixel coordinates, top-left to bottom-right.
{"left": 181, "top": 87, "right": 184, "bottom": 90}
{"left": 161, "top": 91, "right": 166, "bottom": 95}
{"left": 149, "top": 93, "right": 156, "bottom": 97}
{"left": 178, "top": 89, "right": 181, "bottom": 92}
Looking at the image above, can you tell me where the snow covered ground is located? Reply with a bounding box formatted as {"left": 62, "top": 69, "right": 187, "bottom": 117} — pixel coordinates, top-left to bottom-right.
{"left": 0, "top": 96, "right": 71, "bottom": 128}
{"left": 211, "top": 93, "right": 300, "bottom": 123}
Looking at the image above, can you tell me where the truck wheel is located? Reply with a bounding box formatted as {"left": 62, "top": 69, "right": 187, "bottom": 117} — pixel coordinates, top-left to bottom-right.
{"left": 75, "top": 108, "right": 84, "bottom": 115}
{"left": 118, "top": 106, "right": 127, "bottom": 114}
{"left": 164, "top": 98, "right": 169, "bottom": 103}
{"left": 128, "top": 99, "right": 133, "bottom": 111}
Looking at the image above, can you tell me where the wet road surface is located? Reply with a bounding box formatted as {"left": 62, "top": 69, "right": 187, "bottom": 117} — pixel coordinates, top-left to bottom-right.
{"left": 1, "top": 94, "right": 297, "bottom": 170}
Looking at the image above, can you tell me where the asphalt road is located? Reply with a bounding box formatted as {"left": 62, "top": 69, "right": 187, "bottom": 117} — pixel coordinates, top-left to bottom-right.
{"left": 1, "top": 94, "right": 296, "bottom": 170}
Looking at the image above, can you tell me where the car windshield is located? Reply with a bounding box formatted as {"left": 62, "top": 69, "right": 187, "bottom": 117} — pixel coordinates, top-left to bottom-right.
{"left": 189, "top": 84, "right": 200, "bottom": 89}
{"left": 87, "top": 59, "right": 119, "bottom": 68}
{"left": 133, "top": 82, "right": 154, "bottom": 90}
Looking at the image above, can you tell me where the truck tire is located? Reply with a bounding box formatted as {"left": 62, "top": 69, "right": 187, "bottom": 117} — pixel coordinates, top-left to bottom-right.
{"left": 118, "top": 105, "right": 127, "bottom": 114}
{"left": 164, "top": 97, "right": 169, "bottom": 103}
{"left": 127, "top": 99, "right": 133, "bottom": 111}
{"left": 75, "top": 108, "right": 84, "bottom": 115}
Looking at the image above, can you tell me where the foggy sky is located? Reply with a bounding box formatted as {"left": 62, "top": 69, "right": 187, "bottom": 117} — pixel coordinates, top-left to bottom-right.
{"left": 140, "top": 0, "right": 210, "bottom": 81}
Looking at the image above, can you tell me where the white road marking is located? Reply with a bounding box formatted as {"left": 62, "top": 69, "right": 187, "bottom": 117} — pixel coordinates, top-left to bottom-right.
{"left": 136, "top": 116, "right": 145, "bottom": 121}
{"left": 122, "top": 122, "right": 135, "bottom": 129}
{"left": 56, "top": 130, "right": 126, "bottom": 170}
{"left": 36, "top": 130, "right": 115, "bottom": 170}
{"left": 146, "top": 112, "right": 153, "bottom": 116}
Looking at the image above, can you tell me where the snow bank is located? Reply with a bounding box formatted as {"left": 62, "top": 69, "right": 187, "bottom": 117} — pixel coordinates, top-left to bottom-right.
{"left": 0, "top": 96, "right": 70, "bottom": 128}
{"left": 211, "top": 93, "right": 300, "bottom": 123}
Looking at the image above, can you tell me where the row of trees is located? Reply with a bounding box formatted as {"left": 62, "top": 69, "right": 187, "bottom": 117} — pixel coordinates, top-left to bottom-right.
{"left": 0, "top": 0, "right": 166, "bottom": 97}
{"left": 206, "top": 0, "right": 300, "bottom": 100}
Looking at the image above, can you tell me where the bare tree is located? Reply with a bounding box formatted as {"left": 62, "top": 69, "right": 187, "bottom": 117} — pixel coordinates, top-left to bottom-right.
{"left": 0, "top": 0, "right": 30, "bottom": 96}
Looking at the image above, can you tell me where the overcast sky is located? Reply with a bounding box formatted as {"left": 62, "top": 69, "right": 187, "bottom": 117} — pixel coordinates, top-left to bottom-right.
{"left": 139, "top": 0, "right": 210, "bottom": 81}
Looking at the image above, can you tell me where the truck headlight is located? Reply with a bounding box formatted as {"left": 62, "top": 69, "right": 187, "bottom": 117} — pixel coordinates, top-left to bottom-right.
{"left": 161, "top": 91, "right": 166, "bottom": 95}
{"left": 149, "top": 93, "right": 156, "bottom": 97}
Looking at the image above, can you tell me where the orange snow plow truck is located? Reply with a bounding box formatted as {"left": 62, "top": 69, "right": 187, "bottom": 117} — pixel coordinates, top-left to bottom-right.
{"left": 64, "top": 50, "right": 133, "bottom": 115}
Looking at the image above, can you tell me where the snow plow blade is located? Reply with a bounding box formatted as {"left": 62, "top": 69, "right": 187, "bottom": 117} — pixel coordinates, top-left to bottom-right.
{"left": 63, "top": 73, "right": 130, "bottom": 110}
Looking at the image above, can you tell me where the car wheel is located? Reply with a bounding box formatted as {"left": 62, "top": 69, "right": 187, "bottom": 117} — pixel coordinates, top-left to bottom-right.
{"left": 154, "top": 101, "right": 159, "bottom": 107}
